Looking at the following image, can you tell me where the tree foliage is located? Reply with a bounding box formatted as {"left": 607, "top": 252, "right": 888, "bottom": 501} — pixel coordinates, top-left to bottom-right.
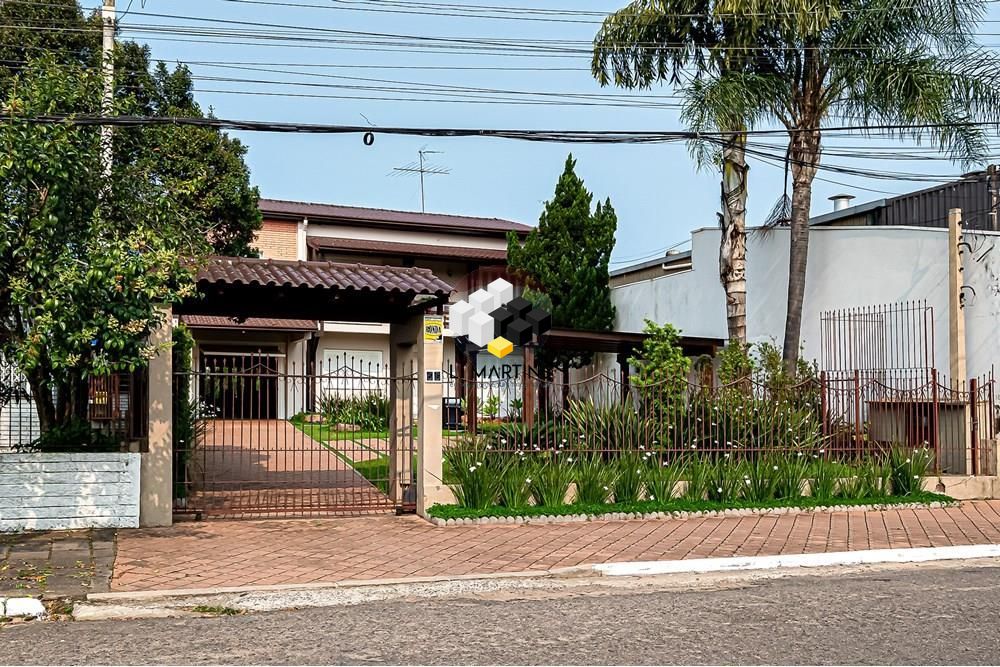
{"left": 0, "top": 1, "right": 261, "bottom": 256}
{"left": 0, "top": 59, "right": 204, "bottom": 430}
{"left": 507, "top": 155, "right": 617, "bottom": 368}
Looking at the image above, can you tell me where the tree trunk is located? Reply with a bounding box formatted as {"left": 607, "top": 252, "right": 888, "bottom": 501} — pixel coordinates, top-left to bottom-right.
{"left": 719, "top": 131, "right": 749, "bottom": 344}
{"left": 782, "top": 127, "right": 822, "bottom": 373}
{"left": 26, "top": 367, "right": 57, "bottom": 433}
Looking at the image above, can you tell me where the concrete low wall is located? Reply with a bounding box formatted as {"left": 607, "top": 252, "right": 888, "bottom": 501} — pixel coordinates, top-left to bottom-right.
{"left": 0, "top": 453, "right": 141, "bottom": 532}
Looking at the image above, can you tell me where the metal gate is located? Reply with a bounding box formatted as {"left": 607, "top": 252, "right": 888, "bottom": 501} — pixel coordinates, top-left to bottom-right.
{"left": 173, "top": 356, "right": 418, "bottom": 518}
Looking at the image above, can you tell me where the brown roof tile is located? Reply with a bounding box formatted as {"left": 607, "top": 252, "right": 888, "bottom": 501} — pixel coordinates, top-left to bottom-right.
{"left": 196, "top": 257, "right": 453, "bottom": 297}
{"left": 179, "top": 315, "right": 319, "bottom": 332}
{"left": 307, "top": 236, "right": 507, "bottom": 262}
{"left": 260, "top": 198, "right": 531, "bottom": 235}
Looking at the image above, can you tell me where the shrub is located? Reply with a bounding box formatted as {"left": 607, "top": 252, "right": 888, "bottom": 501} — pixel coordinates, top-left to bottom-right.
{"left": 444, "top": 436, "right": 506, "bottom": 509}
{"left": 498, "top": 458, "right": 533, "bottom": 510}
{"left": 628, "top": 320, "right": 691, "bottom": 415}
{"left": 741, "top": 455, "right": 779, "bottom": 502}
{"left": 563, "top": 399, "right": 656, "bottom": 454}
{"left": 528, "top": 451, "right": 575, "bottom": 507}
{"left": 890, "top": 446, "right": 933, "bottom": 496}
{"left": 645, "top": 458, "right": 685, "bottom": 503}
{"left": 706, "top": 456, "right": 741, "bottom": 503}
{"left": 775, "top": 451, "right": 811, "bottom": 499}
{"left": 574, "top": 454, "right": 614, "bottom": 505}
{"left": 17, "top": 418, "right": 121, "bottom": 454}
{"left": 612, "top": 452, "right": 646, "bottom": 503}
{"left": 318, "top": 393, "right": 390, "bottom": 431}
{"left": 809, "top": 454, "right": 838, "bottom": 500}
{"left": 682, "top": 456, "right": 711, "bottom": 501}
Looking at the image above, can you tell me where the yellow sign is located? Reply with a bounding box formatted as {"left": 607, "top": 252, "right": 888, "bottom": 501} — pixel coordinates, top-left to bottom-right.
{"left": 424, "top": 316, "right": 444, "bottom": 343}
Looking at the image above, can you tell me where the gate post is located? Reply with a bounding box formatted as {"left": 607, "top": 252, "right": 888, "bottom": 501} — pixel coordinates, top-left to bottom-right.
{"left": 140, "top": 305, "right": 173, "bottom": 527}
{"left": 417, "top": 314, "right": 450, "bottom": 516}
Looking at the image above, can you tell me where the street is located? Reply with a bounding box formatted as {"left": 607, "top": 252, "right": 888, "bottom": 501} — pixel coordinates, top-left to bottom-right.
{"left": 3, "top": 560, "right": 1000, "bottom": 665}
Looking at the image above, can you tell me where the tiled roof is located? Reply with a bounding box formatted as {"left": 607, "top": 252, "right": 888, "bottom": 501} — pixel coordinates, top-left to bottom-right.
{"left": 307, "top": 236, "right": 508, "bottom": 262}
{"left": 196, "top": 257, "right": 454, "bottom": 297}
{"left": 259, "top": 198, "right": 532, "bottom": 235}
{"left": 179, "top": 315, "right": 319, "bottom": 332}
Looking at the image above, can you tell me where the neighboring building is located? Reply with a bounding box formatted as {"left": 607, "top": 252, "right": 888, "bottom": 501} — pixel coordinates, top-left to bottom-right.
{"left": 611, "top": 174, "right": 1000, "bottom": 380}
{"left": 179, "top": 199, "right": 533, "bottom": 418}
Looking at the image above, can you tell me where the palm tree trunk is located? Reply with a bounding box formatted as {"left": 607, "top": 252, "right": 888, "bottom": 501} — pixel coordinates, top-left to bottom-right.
{"left": 719, "top": 131, "right": 749, "bottom": 344}
{"left": 782, "top": 128, "right": 822, "bottom": 373}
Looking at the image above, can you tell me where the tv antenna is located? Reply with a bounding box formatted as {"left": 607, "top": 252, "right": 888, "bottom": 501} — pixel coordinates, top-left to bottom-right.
{"left": 391, "top": 148, "right": 449, "bottom": 212}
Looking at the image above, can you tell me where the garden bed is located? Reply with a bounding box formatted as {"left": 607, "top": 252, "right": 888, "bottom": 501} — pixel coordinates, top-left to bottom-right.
{"left": 427, "top": 492, "right": 955, "bottom": 526}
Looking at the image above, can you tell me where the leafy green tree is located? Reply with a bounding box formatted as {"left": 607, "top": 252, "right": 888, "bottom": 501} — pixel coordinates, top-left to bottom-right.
{"left": 0, "top": 58, "right": 204, "bottom": 431}
{"left": 593, "top": 0, "right": 1000, "bottom": 370}
{"left": 0, "top": 2, "right": 262, "bottom": 256}
{"left": 628, "top": 320, "right": 692, "bottom": 410}
{"left": 507, "top": 155, "right": 617, "bottom": 370}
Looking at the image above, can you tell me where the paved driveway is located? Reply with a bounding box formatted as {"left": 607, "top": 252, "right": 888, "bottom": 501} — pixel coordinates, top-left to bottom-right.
{"left": 112, "top": 501, "right": 1000, "bottom": 592}
{"left": 189, "top": 420, "right": 392, "bottom": 517}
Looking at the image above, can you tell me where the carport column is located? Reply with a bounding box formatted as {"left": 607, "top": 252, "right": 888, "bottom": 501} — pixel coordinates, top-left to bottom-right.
{"left": 389, "top": 316, "right": 419, "bottom": 504}
{"left": 140, "top": 305, "right": 173, "bottom": 527}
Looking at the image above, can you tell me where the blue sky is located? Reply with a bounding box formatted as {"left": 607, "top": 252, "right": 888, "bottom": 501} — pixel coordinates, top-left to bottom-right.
{"left": 106, "top": 0, "right": 1000, "bottom": 267}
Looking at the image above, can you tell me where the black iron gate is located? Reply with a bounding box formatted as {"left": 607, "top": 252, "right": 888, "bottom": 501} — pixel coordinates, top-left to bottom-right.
{"left": 173, "top": 357, "right": 418, "bottom": 518}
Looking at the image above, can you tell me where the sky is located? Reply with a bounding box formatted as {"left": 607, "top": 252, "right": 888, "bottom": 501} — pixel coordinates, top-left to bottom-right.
{"left": 99, "top": 0, "right": 1000, "bottom": 268}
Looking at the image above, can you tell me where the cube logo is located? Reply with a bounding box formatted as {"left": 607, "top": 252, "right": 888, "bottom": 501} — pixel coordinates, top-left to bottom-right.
{"left": 449, "top": 278, "right": 552, "bottom": 358}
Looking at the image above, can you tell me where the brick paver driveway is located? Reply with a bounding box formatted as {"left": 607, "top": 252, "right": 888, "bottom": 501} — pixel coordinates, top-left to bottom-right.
{"left": 111, "top": 501, "right": 1000, "bottom": 592}
{"left": 189, "top": 420, "right": 391, "bottom": 517}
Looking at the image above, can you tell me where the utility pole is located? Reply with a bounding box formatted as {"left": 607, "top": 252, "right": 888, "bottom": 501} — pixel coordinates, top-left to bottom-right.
{"left": 391, "top": 149, "right": 449, "bottom": 213}
{"left": 100, "top": 0, "right": 115, "bottom": 181}
{"left": 988, "top": 164, "right": 999, "bottom": 232}
{"left": 948, "top": 207, "right": 967, "bottom": 388}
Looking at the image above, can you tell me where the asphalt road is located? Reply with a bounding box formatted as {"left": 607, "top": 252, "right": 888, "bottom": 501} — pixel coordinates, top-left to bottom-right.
{"left": 4, "top": 561, "right": 1000, "bottom": 665}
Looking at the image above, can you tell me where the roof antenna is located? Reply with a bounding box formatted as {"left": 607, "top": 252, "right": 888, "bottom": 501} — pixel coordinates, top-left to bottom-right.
{"left": 391, "top": 147, "right": 449, "bottom": 213}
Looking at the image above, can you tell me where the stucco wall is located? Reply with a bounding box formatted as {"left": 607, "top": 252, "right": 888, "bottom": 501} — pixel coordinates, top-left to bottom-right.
{"left": 613, "top": 226, "right": 1000, "bottom": 379}
{"left": 1, "top": 453, "right": 141, "bottom": 532}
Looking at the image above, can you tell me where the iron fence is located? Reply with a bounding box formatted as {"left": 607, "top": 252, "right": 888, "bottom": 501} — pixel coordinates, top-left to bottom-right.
{"left": 0, "top": 358, "right": 147, "bottom": 451}
{"left": 441, "top": 365, "right": 997, "bottom": 476}
{"left": 173, "top": 356, "right": 417, "bottom": 518}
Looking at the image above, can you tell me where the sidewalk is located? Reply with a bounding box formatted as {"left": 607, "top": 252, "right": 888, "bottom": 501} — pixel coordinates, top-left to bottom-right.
{"left": 109, "top": 500, "right": 1000, "bottom": 592}
{"left": 1, "top": 529, "right": 116, "bottom": 599}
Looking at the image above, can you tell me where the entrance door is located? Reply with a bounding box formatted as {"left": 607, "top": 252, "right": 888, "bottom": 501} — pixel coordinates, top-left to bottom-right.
{"left": 200, "top": 352, "right": 279, "bottom": 420}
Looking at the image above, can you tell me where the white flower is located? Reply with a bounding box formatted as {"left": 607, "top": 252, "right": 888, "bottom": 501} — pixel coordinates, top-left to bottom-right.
{"left": 745, "top": 479, "right": 751, "bottom": 485}
{"left": 724, "top": 453, "right": 730, "bottom": 459}
{"left": 468, "top": 466, "right": 476, "bottom": 472}
{"left": 819, "top": 449, "right": 825, "bottom": 454}
{"left": 797, "top": 452, "right": 803, "bottom": 457}
{"left": 905, "top": 458, "right": 911, "bottom": 464}
{"left": 649, "top": 495, "right": 655, "bottom": 501}
{"left": 639, "top": 445, "right": 645, "bottom": 450}
{"left": 603, "top": 485, "right": 609, "bottom": 491}
{"left": 773, "top": 465, "right": 779, "bottom": 471}
{"left": 486, "top": 445, "right": 493, "bottom": 450}
{"left": 525, "top": 478, "right": 532, "bottom": 484}
{"left": 691, "top": 444, "right": 697, "bottom": 450}
{"left": 914, "top": 475, "right": 920, "bottom": 480}
{"left": 500, "top": 438, "right": 507, "bottom": 444}
{"left": 561, "top": 439, "right": 568, "bottom": 444}
{"left": 716, "top": 487, "right": 723, "bottom": 493}
{"left": 567, "top": 457, "right": 575, "bottom": 463}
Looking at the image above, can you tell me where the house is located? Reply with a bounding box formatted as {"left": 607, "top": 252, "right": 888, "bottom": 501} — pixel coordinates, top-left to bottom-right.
{"left": 611, "top": 172, "right": 1000, "bottom": 381}
{"left": 177, "top": 199, "right": 533, "bottom": 419}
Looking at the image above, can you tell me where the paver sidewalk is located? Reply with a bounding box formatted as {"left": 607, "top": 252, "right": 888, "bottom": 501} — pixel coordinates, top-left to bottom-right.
{"left": 109, "top": 501, "right": 1000, "bottom": 592}
{"left": 1, "top": 529, "right": 116, "bottom": 598}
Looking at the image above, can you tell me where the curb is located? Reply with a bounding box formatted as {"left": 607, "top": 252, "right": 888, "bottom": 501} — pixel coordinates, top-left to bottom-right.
{"left": 73, "top": 543, "right": 1000, "bottom": 621}
{"left": 427, "top": 500, "right": 953, "bottom": 527}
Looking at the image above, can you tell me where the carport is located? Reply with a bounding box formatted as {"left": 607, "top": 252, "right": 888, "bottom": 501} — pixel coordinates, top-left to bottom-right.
{"left": 142, "top": 257, "right": 455, "bottom": 525}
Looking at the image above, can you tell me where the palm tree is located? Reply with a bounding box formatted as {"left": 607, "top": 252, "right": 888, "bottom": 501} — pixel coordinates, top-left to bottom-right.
{"left": 593, "top": 0, "right": 755, "bottom": 343}
{"left": 594, "top": 0, "right": 1000, "bottom": 370}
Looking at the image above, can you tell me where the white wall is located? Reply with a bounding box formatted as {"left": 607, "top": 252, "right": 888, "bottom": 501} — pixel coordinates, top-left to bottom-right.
{"left": 307, "top": 224, "right": 509, "bottom": 251}
{"left": 613, "top": 226, "right": 1000, "bottom": 379}
{"left": 0, "top": 453, "right": 141, "bottom": 532}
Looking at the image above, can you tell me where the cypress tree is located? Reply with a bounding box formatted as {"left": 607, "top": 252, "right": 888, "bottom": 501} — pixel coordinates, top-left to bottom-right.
{"left": 507, "top": 154, "right": 617, "bottom": 370}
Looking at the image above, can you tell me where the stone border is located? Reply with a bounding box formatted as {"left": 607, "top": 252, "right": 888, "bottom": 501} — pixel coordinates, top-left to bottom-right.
{"left": 427, "top": 500, "right": 955, "bottom": 527}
